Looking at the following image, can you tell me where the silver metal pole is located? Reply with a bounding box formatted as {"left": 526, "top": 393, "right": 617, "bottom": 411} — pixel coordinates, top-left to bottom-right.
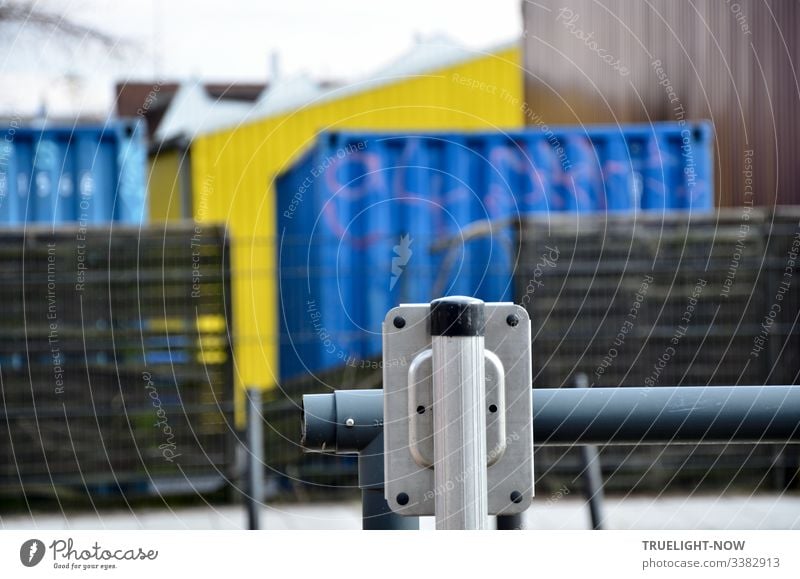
{"left": 245, "top": 387, "right": 263, "bottom": 530}
{"left": 430, "top": 297, "right": 489, "bottom": 530}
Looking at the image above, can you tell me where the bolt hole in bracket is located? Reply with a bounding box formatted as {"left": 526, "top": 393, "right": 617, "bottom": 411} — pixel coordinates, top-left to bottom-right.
{"left": 383, "top": 302, "right": 534, "bottom": 516}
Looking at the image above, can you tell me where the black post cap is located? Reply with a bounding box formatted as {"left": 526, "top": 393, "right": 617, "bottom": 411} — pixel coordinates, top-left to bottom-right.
{"left": 429, "top": 296, "right": 485, "bottom": 337}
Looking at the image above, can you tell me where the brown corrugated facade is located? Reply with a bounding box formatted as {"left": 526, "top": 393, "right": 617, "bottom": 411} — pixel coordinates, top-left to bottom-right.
{"left": 522, "top": 0, "right": 800, "bottom": 207}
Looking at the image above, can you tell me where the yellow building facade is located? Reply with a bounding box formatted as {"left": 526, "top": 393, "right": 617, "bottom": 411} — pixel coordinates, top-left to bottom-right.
{"left": 178, "top": 44, "right": 524, "bottom": 416}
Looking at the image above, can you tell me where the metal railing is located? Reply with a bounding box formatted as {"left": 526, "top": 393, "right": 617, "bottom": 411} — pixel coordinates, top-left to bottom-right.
{"left": 300, "top": 298, "right": 800, "bottom": 530}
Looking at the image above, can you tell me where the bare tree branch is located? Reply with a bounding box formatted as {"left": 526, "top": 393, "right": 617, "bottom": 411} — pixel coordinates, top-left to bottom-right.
{"left": 0, "top": 1, "right": 119, "bottom": 47}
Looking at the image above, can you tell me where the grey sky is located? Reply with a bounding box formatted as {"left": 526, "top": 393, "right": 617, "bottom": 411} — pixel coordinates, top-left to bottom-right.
{"left": 0, "top": 0, "right": 521, "bottom": 115}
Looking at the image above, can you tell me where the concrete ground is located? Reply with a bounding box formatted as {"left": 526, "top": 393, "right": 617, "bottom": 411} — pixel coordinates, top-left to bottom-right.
{"left": 2, "top": 494, "right": 799, "bottom": 530}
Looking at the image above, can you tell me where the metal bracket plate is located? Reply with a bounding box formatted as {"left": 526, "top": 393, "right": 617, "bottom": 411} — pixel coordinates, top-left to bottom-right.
{"left": 383, "top": 302, "right": 534, "bottom": 516}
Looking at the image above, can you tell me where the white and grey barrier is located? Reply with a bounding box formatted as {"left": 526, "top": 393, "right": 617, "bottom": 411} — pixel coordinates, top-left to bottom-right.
{"left": 301, "top": 297, "right": 800, "bottom": 531}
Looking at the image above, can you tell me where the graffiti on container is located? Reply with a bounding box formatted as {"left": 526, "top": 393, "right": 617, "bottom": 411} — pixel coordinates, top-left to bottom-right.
{"left": 452, "top": 72, "right": 571, "bottom": 174}
{"left": 319, "top": 140, "right": 434, "bottom": 248}
{"left": 283, "top": 140, "right": 367, "bottom": 221}
{"left": 516, "top": 106, "right": 572, "bottom": 173}
{"left": 321, "top": 134, "right": 710, "bottom": 248}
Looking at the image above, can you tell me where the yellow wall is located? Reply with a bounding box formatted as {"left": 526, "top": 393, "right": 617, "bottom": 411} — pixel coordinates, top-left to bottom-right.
{"left": 148, "top": 149, "right": 186, "bottom": 221}
{"left": 188, "top": 45, "right": 524, "bottom": 415}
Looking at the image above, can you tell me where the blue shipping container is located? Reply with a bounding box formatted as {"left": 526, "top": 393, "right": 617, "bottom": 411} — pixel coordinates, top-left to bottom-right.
{"left": 0, "top": 120, "right": 147, "bottom": 224}
{"left": 276, "top": 122, "right": 714, "bottom": 381}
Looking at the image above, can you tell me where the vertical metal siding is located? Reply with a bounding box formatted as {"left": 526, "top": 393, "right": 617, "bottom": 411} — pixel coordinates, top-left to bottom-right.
{"left": 276, "top": 123, "right": 713, "bottom": 381}
{"left": 189, "top": 46, "right": 525, "bottom": 410}
{"left": 522, "top": 0, "right": 800, "bottom": 208}
{"left": 0, "top": 121, "right": 147, "bottom": 225}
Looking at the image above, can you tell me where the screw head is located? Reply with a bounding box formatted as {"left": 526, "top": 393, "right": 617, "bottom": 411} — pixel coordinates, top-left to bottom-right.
{"left": 510, "top": 490, "right": 523, "bottom": 504}
{"left": 345, "top": 418, "right": 355, "bottom": 428}
{"left": 506, "top": 314, "right": 519, "bottom": 327}
{"left": 396, "top": 492, "right": 410, "bottom": 506}
{"left": 393, "top": 316, "right": 406, "bottom": 329}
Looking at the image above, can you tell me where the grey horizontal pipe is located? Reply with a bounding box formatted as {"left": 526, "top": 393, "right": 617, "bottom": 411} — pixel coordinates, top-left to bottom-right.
{"left": 536, "top": 385, "right": 800, "bottom": 445}
{"left": 302, "top": 386, "right": 800, "bottom": 451}
{"left": 302, "top": 389, "right": 384, "bottom": 453}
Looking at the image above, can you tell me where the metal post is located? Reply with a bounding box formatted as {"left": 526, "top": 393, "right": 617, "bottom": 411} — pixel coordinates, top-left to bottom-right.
{"left": 302, "top": 390, "right": 418, "bottom": 530}
{"left": 245, "top": 387, "right": 263, "bottom": 530}
{"left": 574, "top": 374, "right": 605, "bottom": 530}
{"left": 496, "top": 513, "right": 523, "bottom": 530}
{"left": 359, "top": 433, "right": 419, "bottom": 530}
{"left": 430, "top": 297, "right": 489, "bottom": 530}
